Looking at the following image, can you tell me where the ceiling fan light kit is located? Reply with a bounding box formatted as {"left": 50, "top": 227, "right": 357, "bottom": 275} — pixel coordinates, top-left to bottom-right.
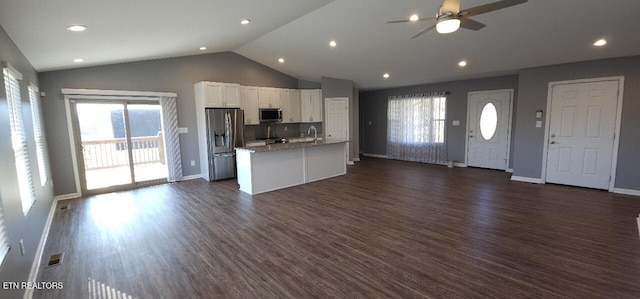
{"left": 386, "top": 0, "right": 528, "bottom": 38}
{"left": 436, "top": 16, "right": 461, "bottom": 34}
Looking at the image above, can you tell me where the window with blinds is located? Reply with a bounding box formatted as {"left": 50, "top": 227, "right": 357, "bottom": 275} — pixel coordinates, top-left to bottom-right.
{"left": 0, "top": 197, "right": 9, "bottom": 267}
{"left": 29, "top": 85, "right": 48, "bottom": 186}
{"left": 3, "top": 65, "right": 36, "bottom": 215}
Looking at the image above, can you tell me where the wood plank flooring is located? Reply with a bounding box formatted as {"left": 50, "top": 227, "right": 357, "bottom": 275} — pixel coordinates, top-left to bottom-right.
{"left": 33, "top": 157, "right": 640, "bottom": 298}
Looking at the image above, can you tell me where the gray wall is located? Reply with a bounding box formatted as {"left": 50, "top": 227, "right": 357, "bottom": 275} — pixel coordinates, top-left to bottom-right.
{"left": 320, "top": 76, "right": 359, "bottom": 161}
{"left": 360, "top": 75, "right": 519, "bottom": 166}
{"left": 0, "top": 25, "right": 55, "bottom": 299}
{"left": 512, "top": 56, "right": 640, "bottom": 190}
{"left": 298, "top": 79, "right": 321, "bottom": 89}
{"left": 39, "top": 52, "right": 298, "bottom": 196}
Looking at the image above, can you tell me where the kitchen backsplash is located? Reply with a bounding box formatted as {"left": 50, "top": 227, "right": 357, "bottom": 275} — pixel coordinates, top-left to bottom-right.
{"left": 245, "top": 122, "right": 323, "bottom": 141}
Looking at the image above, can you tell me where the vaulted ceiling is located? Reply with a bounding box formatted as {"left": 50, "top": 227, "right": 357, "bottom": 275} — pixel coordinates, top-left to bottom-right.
{"left": 2, "top": 0, "right": 640, "bottom": 90}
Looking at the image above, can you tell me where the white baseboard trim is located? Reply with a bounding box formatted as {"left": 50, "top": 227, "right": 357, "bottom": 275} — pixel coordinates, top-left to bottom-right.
{"left": 24, "top": 198, "right": 58, "bottom": 299}
{"left": 362, "top": 153, "right": 388, "bottom": 159}
{"left": 180, "top": 174, "right": 202, "bottom": 181}
{"left": 353, "top": 158, "right": 360, "bottom": 162}
{"left": 613, "top": 188, "right": 640, "bottom": 197}
{"left": 506, "top": 168, "right": 514, "bottom": 173}
{"left": 454, "top": 162, "right": 467, "bottom": 168}
{"left": 510, "top": 176, "right": 542, "bottom": 184}
{"left": 53, "top": 193, "right": 80, "bottom": 201}
{"left": 347, "top": 161, "right": 355, "bottom": 165}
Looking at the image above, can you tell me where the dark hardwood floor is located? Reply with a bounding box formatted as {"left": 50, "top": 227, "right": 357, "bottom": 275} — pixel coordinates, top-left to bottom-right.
{"left": 34, "top": 157, "right": 640, "bottom": 298}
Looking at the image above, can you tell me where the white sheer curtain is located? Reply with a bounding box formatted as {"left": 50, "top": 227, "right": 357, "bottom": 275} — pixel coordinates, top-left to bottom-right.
{"left": 159, "top": 96, "right": 183, "bottom": 182}
{"left": 387, "top": 92, "right": 447, "bottom": 164}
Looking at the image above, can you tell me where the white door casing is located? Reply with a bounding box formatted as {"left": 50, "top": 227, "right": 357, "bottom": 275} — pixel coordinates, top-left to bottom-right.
{"left": 466, "top": 89, "right": 513, "bottom": 170}
{"left": 544, "top": 79, "right": 621, "bottom": 190}
{"left": 324, "top": 97, "right": 349, "bottom": 163}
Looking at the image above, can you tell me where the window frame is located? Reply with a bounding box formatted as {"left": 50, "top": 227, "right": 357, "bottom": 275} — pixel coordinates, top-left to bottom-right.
{"left": 29, "top": 84, "right": 48, "bottom": 186}
{"left": 3, "top": 62, "right": 37, "bottom": 215}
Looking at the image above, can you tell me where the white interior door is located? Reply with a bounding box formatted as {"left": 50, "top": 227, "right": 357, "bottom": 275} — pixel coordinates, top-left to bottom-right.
{"left": 324, "top": 97, "right": 349, "bottom": 161}
{"left": 545, "top": 80, "right": 619, "bottom": 189}
{"left": 467, "top": 90, "right": 512, "bottom": 170}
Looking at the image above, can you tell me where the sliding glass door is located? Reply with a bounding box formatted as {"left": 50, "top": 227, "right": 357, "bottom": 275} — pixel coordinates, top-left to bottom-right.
{"left": 71, "top": 100, "right": 168, "bottom": 195}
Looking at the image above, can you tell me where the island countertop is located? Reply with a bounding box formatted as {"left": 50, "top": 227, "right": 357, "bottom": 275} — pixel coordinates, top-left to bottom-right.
{"left": 237, "top": 140, "right": 348, "bottom": 153}
{"left": 236, "top": 140, "right": 348, "bottom": 195}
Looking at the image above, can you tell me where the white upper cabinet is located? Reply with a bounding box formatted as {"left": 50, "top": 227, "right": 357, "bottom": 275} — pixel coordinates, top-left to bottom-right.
{"left": 195, "top": 81, "right": 240, "bottom": 108}
{"left": 258, "top": 87, "right": 281, "bottom": 108}
{"left": 240, "top": 86, "right": 260, "bottom": 125}
{"left": 301, "top": 89, "right": 322, "bottom": 123}
{"left": 281, "top": 89, "right": 301, "bottom": 123}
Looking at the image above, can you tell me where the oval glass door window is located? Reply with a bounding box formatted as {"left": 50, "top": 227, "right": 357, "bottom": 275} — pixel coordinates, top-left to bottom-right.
{"left": 480, "top": 103, "right": 498, "bottom": 140}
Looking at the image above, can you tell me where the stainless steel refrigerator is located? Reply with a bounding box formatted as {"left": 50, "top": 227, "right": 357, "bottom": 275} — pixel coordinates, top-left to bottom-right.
{"left": 206, "top": 108, "right": 245, "bottom": 181}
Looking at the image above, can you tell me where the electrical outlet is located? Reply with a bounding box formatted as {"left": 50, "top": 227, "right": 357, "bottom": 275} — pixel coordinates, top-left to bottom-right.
{"left": 284, "top": 126, "right": 288, "bottom": 131}
{"left": 190, "top": 160, "right": 195, "bottom": 166}
{"left": 19, "top": 239, "right": 25, "bottom": 255}
{"left": 368, "top": 121, "right": 372, "bottom": 125}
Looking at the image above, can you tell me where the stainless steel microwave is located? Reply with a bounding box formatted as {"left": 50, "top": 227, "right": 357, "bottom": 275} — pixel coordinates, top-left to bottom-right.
{"left": 259, "top": 108, "right": 282, "bottom": 122}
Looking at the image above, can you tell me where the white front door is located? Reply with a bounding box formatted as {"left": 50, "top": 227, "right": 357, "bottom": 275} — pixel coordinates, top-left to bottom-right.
{"left": 467, "top": 90, "right": 513, "bottom": 170}
{"left": 545, "top": 80, "right": 619, "bottom": 189}
{"left": 324, "top": 97, "right": 349, "bottom": 161}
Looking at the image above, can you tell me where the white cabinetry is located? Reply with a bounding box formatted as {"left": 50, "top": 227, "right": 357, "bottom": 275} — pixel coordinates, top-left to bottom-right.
{"left": 281, "top": 89, "right": 302, "bottom": 123}
{"left": 258, "top": 87, "right": 281, "bottom": 108}
{"left": 240, "top": 86, "right": 260, "bottom": 125}
{"left": 195, "top": 81, "right": 240, "bottom": 108}
{"left": 301, "top": 89, "right": 322, "bottom": 123}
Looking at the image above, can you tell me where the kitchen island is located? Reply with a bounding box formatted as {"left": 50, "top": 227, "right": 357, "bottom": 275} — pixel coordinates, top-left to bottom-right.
{"left": 236, "top": 140, "right": 347, "bottom": 195}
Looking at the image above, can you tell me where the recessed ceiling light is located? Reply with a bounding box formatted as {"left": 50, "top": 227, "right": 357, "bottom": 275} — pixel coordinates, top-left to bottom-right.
{"left": 329, "top": 40, "right": 337, "bottom": 47}
{"left": 73, "top": 58, "right": 84, "bottom": 63}
{"left": 66, "top": 25, "right": 87, "bottom": 32}
{"left": 241, "top": 19, "right": 251, "bottom": 25}
{"left": 593, "top": 39, "right": 607, "bottom": 47}
{"left": 409, "top": 14, "right": 419, "bottom": 22}
{"left": 278, "top": 58, "right": 285, "bottom": 63}
{"left": 458, "top": 60, "right": 467, "bottom": 67}
{"left": 199, "top": 47, "right": 207, "bottom": 51}
{"left": 383, "top": 73, "right": 390, "bottom": 79}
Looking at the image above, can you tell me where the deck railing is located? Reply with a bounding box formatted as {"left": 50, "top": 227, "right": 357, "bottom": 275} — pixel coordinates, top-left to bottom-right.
{"left": 82, "top": 134, "right": 165, "bottom": 170}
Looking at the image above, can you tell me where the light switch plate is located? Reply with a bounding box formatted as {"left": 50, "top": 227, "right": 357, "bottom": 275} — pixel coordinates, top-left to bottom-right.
{"left": 178, "top": 127, "right": 188, "bottom": 134}
{"left": 452, "top": 120, "right": 460, "bottom": 126}
{"left": 536, "top": 111, "right": 543, "bottom": 118}
{"left": 536, "top": 120, "right": 542, "bottom": 128}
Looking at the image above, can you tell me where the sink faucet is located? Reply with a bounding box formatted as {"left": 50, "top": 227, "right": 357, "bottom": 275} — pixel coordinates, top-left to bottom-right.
{"left": 307, "top": 125, "right": 318, "bottom": 143}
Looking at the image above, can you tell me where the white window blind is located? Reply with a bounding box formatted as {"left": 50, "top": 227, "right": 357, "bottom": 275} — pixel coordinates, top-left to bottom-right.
{"left": 29, "top": 85, "right": 48, "bottom": 186}
{"left": 3, "top": 65, "right": 36, "bottom": 215}
{"left": 0, "top": 197, "right": 10, "bottom": 267}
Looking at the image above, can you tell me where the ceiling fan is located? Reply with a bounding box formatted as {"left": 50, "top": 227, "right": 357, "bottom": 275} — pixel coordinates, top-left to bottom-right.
{"left": 386, "top": 0, "right": 528, "bottom": 39}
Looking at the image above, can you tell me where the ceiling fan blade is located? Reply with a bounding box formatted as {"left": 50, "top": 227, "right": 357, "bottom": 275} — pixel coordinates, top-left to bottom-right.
{"left": 460, "top": 18, "right": 486, "bottom": 30}
{"left": 386, "top": 19, "right": 412, "bottom": 24}
{"left": 410, "top": 24, "right": 437, "bottom": 39}
{"left": 385, "top": 16, "right": 436, "bottom": 24}
{"left": 441, "top": 0, "right": 461, "bottom": 13}
{"left": 460, "top": 0, "right": 527, "bottom": 17}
